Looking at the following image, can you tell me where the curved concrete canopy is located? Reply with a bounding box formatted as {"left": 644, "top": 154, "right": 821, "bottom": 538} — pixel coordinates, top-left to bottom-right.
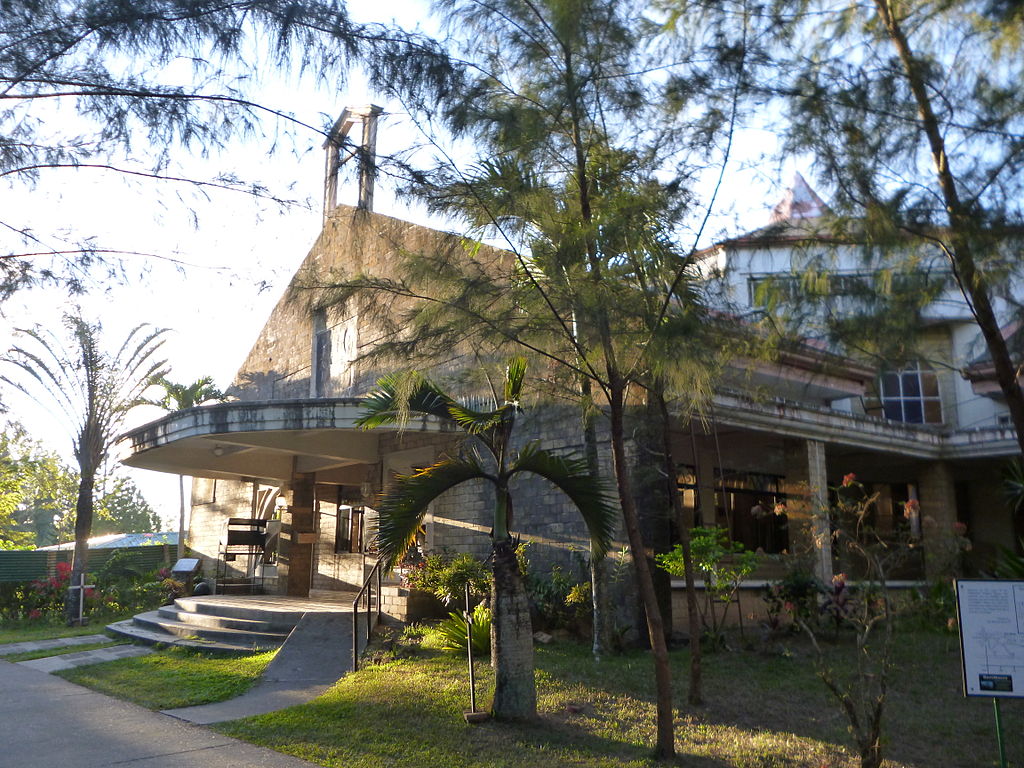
{"left": 118, "top": 398, "right": 447, "bottom": 483}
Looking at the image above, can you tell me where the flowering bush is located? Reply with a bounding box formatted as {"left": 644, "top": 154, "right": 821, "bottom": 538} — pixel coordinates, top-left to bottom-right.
{"left": 763, "top": 566, "right": 820, "bottom": 633}
{"left": 27, "top": 560, "right": 72, "bottom": 617}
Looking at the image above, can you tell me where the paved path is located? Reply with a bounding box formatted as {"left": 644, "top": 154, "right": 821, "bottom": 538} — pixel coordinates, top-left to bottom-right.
{"left": 18, "top": 643, "right": 154, "bottom": 672}
{"left": 163, "top": 611, "right": 357, "bottom": 724}
{"left": 0, "top": 660, "right": 323, "bottom": 768}
{"left": 0, "top": 633, "right": 112, "bottom": 655}
{"left": 0, "top": 633, "right": 155, "bottom": 672}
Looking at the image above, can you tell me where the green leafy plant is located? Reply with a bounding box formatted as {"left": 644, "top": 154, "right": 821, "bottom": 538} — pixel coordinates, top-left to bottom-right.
{"left": 436, "top": 602, "right": 491, "bottom": 655}
{"left": 657, "top": 526, "right": 758, "bottom": 646}
{"left": 403, "top": 552, "right": 490, "bottom": 606}
{"left": 517, "top": 542, "right": 592, "bottom": 634}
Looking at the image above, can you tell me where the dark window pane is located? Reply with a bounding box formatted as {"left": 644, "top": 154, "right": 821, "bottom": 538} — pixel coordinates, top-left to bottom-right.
{"left": 922, "top": 373, "right": 939, "bottom": 397}
{"left": 335, "top": 505, "right": 350, "bottom": 553}
{"left": 880, "top": 373, "right": 900, "bottom": 395}
{"left": 902, "top": 371, "right": 921, "bottom": 396}
{"left": 883, "top": 401, "right": 903, "bottom": 421}
{"left": 924, "top": 400, "right": 943, "bottom": 423}
{"left": 904, "top": 401, "right": 924, "bottom": 423}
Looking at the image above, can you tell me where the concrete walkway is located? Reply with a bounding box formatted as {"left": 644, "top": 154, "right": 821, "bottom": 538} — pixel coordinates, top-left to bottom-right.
{"left": 18, "top": 644, "right": 154, "bottom": 672}
{"left": 0, "top": 633, "right": 112, "bottom": 655}
{"left": 0, "top": 660, "right": 323, "bottom": 768}
{"left": 0, "top": 633, "right": 155, "bottom": 672}
{"left": 163, "top": 611, "right": 358, "bottom": 724}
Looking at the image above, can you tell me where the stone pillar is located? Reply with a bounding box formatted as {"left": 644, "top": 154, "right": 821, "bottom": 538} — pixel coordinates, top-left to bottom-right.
{"left": 284, "top": 471, "right": 317, "bottom": 597}
{"left": 918, "top": 461, "right": 958, "bottom": 579}
{"left": 783, "top": 438, "right": 833, "bottom": 584}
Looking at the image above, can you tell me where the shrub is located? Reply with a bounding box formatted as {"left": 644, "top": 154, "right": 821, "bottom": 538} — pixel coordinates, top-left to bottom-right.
{"left": 403, "top": 552, "right": 490, "bottom": 605}
{"left": 517, "top": 542, "right": 592, "bottom": 634}
{"left": 657, "top": 526, "right": 759, "bottom": 646}
{"left": 763, "top": 566, "right": 821, "bottom": 634}
{"left": 436, "top": 603, "right": 491, "bottom": 654}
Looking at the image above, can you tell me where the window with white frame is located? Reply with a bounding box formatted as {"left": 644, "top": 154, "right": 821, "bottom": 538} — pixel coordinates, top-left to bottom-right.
{"left": 878, "top": 363, "right": 942, "bottom": 424}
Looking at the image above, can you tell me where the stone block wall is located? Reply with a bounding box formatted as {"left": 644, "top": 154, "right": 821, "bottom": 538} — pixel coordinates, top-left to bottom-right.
{"left": 232, "top": 205, "right": 510, "bottom": 402}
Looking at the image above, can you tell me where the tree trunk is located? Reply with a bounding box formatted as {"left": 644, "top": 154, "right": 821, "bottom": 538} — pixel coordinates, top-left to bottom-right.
{"left": 66, "top": 472, "right": 95, "bottom": 625}
{"left": 490, "top": 537, "right": 537, "bottom": 720}
{"left": 634, "top": 394, "right": 674, "bottom": 647}
{"left": 860, "top": 741, "right": 883, "bottom": 768}
{"left": 608, "top": 384, "right": 676, "bottom": 759}
{"left": 659, "top": 391, "right": 703, "bottom": 706}
{"left": 874, "top": 0, "right": 1024, "bottom": 454}
{"left": 581, "top": 391, "right": 612, "bottom": 659}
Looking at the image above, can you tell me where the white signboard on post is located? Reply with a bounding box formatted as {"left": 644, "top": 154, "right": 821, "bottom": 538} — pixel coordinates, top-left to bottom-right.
{"left": 956, "top": 579, "right": 1024, "bottom": 698}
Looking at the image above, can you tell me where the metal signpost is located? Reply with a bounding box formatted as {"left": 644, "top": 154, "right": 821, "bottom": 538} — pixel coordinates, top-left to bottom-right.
{"left": 955, "top": 579, "right": 1024, "bottom": 768}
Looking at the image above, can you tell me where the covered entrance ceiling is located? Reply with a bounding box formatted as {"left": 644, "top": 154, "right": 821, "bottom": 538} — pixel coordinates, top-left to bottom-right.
{"left": 118, "top": 397, "right": 445, "bottom": 483}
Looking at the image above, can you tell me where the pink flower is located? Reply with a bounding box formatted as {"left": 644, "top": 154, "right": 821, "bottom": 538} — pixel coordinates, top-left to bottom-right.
{"left": 842, "top": 473, "right": 857, "bottom": 487}
{"left": 903, "top": 499, "right": 920, "bottom": 518}
{"left": 773, "top": 502, "right": 787, "bottom": 515}
{"left": 954, "top": 522, "right": 968, "bottom": 536}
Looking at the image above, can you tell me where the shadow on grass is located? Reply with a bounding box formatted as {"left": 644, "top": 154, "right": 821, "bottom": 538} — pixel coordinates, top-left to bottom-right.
{"left": 561, "top": 629, "right": 1023, "bottom": 768}
{"left": 217, "top": 644, "right": 834, "bottom": 768}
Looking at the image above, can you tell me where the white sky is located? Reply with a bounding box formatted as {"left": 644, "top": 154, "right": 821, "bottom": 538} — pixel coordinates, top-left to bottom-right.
{"left": 0, "top": 0, "right": 796, "bottom": 529}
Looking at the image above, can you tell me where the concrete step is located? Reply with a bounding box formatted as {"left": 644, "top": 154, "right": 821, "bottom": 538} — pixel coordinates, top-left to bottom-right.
{"left": 156, "top": 606, "right": 294, "bottom": 634}
{"left": 105, "top": 619, "right": 276, "bottom": 653}
{"left": 174, "top": 597, "right": 310, "bottom": 625}
{"left": 131, "top": 611, "right": 289, "bottom": 649}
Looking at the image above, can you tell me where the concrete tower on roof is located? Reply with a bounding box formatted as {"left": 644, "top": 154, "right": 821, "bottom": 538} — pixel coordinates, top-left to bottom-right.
{"left": 769, "top": 172, "right": 830, "bottom": 223}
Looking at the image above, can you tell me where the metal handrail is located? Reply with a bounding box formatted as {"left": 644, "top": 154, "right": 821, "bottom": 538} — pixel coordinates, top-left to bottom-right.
{"left": 351, "top": 558, "right": 383, "bottom": 671}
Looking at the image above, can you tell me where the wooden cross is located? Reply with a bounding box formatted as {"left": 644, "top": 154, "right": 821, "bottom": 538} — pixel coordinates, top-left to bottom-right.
{"left": 68, "top": 573, "right": 95, "bottom": 626}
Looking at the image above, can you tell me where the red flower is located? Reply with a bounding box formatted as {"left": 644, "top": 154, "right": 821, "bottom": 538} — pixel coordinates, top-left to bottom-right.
{"left": 842, "top": 473, "right": 857, "bottom": 487}
{"left": 56, "top": 561, "right": 72, "bottom": 576}
{"left": 903, "top": 499, "right": 920, "bottom": 518}
{"left": 28, "top": 609, "right": 42, "bottom": 620}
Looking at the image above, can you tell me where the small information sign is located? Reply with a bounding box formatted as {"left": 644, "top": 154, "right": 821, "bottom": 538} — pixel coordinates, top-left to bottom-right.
{"left": 956, "top": 579, "right": 1024, "bottom": 698}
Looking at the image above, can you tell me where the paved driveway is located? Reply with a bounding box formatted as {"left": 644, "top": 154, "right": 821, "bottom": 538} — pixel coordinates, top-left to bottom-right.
{"left": 0, "top": 660, "right": 321, "bottom": 768}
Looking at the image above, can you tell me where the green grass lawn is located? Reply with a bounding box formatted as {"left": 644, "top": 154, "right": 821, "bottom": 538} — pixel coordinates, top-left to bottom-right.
{"left": 57, "top": 646, "right": 276, "bottom": 709}
{"left": 213, "top": 629, "right": 1021, "bottom": 768}
{"left": 53, "top": 624, "right": 1020, "bottom": 767}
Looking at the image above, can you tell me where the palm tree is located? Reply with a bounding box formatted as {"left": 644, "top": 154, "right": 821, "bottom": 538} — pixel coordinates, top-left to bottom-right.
{"left": 1, "top": 312, "right": 167, "bottom": 623}
{"left": 145, "top": 376, "right": 226, "bottom": 560}
{"left": 357, "top": 358, "right": 617, "bottom": 720}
